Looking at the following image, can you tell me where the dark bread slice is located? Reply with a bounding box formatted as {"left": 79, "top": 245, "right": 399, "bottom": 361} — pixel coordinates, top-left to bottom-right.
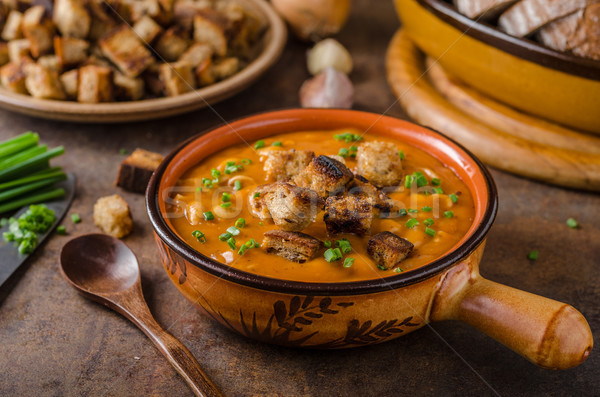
{"left": 499, "top": 0, "right": 597, "bottom": 37}
{"left": 116, "top": 148, "right": 164, "bottom": 193}
{"left": 262, "top": 230, "right": 323, "bottom": 263}
{"left": 293, "top": 155, "right": 354, "bottom": 198}
{"left": 367, "top": 231, "right": 414, "bottom": 270}
{"left": 454, "top": 0, "right": 519, "bottom": 20}
{"left": 323, "top": 194, "right": 374, "bottom": 236}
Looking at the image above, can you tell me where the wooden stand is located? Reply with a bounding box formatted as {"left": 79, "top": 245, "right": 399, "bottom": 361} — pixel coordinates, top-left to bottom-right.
{"left": 386, "top": 29, "right": 600, "bottom": 191}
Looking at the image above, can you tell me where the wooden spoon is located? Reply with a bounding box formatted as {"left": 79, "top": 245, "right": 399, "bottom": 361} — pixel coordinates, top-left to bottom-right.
{"left": 59, "top": 234, "right": 222, "bottom": 397}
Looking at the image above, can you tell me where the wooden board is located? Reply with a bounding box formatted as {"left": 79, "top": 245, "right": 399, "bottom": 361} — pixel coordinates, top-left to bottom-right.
{"left": 386, "top": 29, "right": 600, "bottom": 191}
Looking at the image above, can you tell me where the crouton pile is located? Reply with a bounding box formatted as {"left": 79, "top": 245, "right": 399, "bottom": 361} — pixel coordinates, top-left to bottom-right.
{"left": 0, "top": 0, "right": 265, "bottom": 102}
{"left": 257, "top": 142, "right": 415, "bottom": 270}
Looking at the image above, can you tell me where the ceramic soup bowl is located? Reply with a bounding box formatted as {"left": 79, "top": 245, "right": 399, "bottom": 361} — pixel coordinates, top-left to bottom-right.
{"left": 146, "top": 109, "right": 592, "bottom": 370}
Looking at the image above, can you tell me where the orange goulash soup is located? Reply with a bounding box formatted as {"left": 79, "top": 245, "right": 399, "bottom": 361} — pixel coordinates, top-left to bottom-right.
{"left": 167, "top": 129, "right": 475, "bottom": 282}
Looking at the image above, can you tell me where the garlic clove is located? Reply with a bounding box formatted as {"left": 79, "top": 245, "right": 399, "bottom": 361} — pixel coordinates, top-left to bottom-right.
{"left": 271, "top": 0, "right": 351, "bottom": 42}
{"left": 299, "top": 67, "right": 353, "bottom": 109}
{"left": 307, "top": 38, "right": 353, "bottom": 75}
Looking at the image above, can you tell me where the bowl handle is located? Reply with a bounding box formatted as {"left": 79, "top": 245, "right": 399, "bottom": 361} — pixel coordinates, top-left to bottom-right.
{"left": 430, "top": 261, "right": 593, "bottom": 369}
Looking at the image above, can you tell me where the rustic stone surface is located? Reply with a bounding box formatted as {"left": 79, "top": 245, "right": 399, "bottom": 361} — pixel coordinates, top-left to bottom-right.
{"left": 0, "top": 1, "right": 598, "bottom": 396}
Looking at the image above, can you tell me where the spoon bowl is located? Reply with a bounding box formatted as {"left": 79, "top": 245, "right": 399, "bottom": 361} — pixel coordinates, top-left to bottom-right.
{"left": 59, "top": 234, "right": 221, "bottom": 397}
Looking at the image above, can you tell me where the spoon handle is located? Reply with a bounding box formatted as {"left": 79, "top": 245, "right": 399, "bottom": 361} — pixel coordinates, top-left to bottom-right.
{"left": 117, "top": 295, "right": 222, "bottom": 397}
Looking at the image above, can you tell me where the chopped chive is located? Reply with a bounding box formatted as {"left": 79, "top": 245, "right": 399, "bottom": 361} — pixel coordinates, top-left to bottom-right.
{"left": 394, "top": 267, "right": 403, "bottom": 273}
{"left": 424, "top": 218, "right": 434, "bottom": 226}
{"left": 254, "top": 241, "right": 260, "bottom": 248}
{"left": 244, "top": 239, "right": 255, "bottom": 248}
{"left": 224, "top": 163, "right": 241, "bottom": 174}
{"left": 431, "top": 178, "right": 441, "bottom": 186}
{"left": 433, "top": 187, "right": 444, "bottom": 194}
{"left": 192, "top": 230, "right": 206, "bottom": 243}
{"left": 219, "top": 232, "right": 232, "bottom": 241}
{"left": 444, "top": 211, "right": 454, "bottom": 218}
{"left": 338, "top": 148, "right": 349, "bottom": 158}
{"left": 398, "top": 150, "right": 405, "bottom": 160}
{"left": 259, "top": 221, "right": 264, "bottom": 226}
{"left": 323, "top": 240, "right": 331, "bottom": 248}
{"left": 425, "top": 227, "right": 436, "bottom": 237}
{"left": 407, "top": 208, "right": 418, "bottom": 214}
{"left": 527, "top": 250, "right": 538, "bottom": 261}
{"left": 253, "top": 192, "right": 260, "bottom": 199}
{"left": 227, "top": 237, "right": 236, "bottom": 250}
{"left": 254, "top": 140, "right": 265, "bottom": 149}
{"left": 238, "top": 245, "right": 247, "bottom": 255}
{"left": 422, "top": 206, "right": 432, "bottom": 212}
{"left": 195, "top": 186, "right": 202, "bottom": 192}
{"left": 324, "top": 248, "right": 338, "bottom": 262}
{"left": 227, "top": 226, "right": 240, "bottom": 236}
{"left": 334, "top": 133, "right": 363, "bottom": 142}
{"left": 404, "top": 175, "right": 414, "bottom": 188}
{"left": 350, "top": 153, "right": 356, "bottom": 158}
{"left": 233, "top": 180, "right": 242, "bottom": 191}
{"left": 71, "top": 213, "right": 81, "bottom": 224}
{"left": 221, "top": 192, "right": 231, "bottom": 202}
{"left": 333, "top": 247, "right": 342, "bottom": 259}
{"left": 220, "top": 202, "right": 232, "bottom": 208}
{"left": 335, "top": 238, "right": 352, "bottom": 254}
{"left": 56, "top": 225, "right": 66, "bottom": 235}
{"left": 423, "top": 191, "right": 430, "bottom": 196}
{"left": 202, "top": 178, "right": 213, "bottom": 188}
{"left": 272, "top": 141, "right": 282, "bottom": 147}
{"left": 225, "top": 161, "right": 235, "bottom": 166}
{"left": 343, "top": 257, "right": 355, "bottom": 268}
{"left": 203, "top": 211, "right": 214, "bottom": 221}
{"left": 119, "top": 148, "right": 127, "bottom": 155}
{"left": 449, "top": 193, "right": 458, "bottom": 203}
{"left": 241, "top": 158, "right": 251, "bottom": 165}
{"left": 211, "top": 168, "right": 221, "bottom": 182}
{"left": 566, "top": 218, "right": 578, "bottom": 229}
{"left": 349, "top": 146, "right": 358, "bottom": 152}
{"left": 406, "top": 218, "right": 419, "bottom": 228}
{"left": 235, "top": 218, "right": 245, "bottom": 228}
{"left": 398, "top": 208, "right": 407, "bottom": 216}
{"left": 415, "top": 174, "right": 428, "bottom": 187}
{"left": 377, "top": 265, "right": 387, "bottom": 271}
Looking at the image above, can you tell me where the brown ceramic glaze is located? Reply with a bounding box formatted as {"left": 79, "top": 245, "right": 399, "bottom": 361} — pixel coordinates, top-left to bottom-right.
{"left": 59, "top": 234, "right": 222, "bottom": 397}
{"left": 146, "top": 109, "right": 593, "bottom": 370}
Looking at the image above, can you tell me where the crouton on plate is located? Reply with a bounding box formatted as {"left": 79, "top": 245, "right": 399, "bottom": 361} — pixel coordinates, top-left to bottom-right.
{"left": 356, "top": 141, "right": 403, "bottom": 187}
{"left": 193, "top": 11, "right": 228, "bottom": 56}
{"left": 262, "top": 229, "right": 323, "bottom": 263}
{"left": 263, "top": 148, "right": 315, "bottom": 181}
{"left": 293, "top": 155, "right": 354, "bottom": 197}
{"left": 77, "top": 65, "right": 113, "bottom": 103}
{"left": 0, "top": 62, "right": 27, "bottom": 93}
{"left": 93, "top": 194, "right": 134, "bottom": 238}
{"left": 22, "top": 5, "right": 54, "bottom": 58}
{"left": 323, "top": 194, "right": 374, "bottom": 235}
{"left": 262, "top": 182, "right": 323, "bottom": 231}
{"left": 53, "top": 0, "right": 91, "bottom": 39}
{"left": 159, "top": 60, "right": 195, "bottom": 96}
{"left": 367, "top": 231, "right": 414, "bottom": 270}
{"left": 24, "top": 63, "right": 66, "bottom": 99}
{"left": 99, "top": 25, "right": 154, "bottom": 77}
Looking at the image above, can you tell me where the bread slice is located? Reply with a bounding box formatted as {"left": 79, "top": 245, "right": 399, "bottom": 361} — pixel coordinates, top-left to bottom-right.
{"left": 454, "top": 0, "right": 519, "bottom": 20}
{"left": 537, "top": 4, "right": 600, "bottom": 59}
{"left": 116, "top": 148, "right": 164, "bottom": 193}
{"left": 323, "top": 194, "right": 374, "bottom": 236}
{"left": 499, "top": 0, "right": 598, "bottom": 37}
{"left": 262, "top": 230, "right": 323, "bottom": 263}
{"left": 367, "top": 231, "right": 414, "bottom": 270}
{"left": 262, "top": 182, "right": 323, "bottom": 232}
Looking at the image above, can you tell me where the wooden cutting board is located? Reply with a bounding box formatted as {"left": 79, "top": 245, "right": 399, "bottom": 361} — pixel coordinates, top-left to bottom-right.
{"left": 386, "top": 29, "right": 600, "bottom": 191}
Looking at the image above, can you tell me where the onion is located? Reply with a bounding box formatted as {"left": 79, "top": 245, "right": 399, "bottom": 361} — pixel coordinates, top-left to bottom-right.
{"left": 271, "top": 0, "right": 351, "bottom": 41}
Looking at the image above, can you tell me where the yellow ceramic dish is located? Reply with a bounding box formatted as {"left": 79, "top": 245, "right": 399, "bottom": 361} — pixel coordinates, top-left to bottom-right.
{"left": 394, "top": 0, "right": 600, "bottom": 134}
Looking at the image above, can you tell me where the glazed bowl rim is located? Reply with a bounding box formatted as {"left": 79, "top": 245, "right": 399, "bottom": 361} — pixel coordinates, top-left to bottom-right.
{"left": 146, "top": 109, "right": 498, "bottom": 296}
{"left": 411, "top": 0, "right": 600, "bottom": 81}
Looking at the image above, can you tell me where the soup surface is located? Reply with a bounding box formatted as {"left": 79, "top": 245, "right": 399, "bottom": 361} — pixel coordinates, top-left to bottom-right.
{"left": 167, "top": 129, "right": 475, "bottom": 282}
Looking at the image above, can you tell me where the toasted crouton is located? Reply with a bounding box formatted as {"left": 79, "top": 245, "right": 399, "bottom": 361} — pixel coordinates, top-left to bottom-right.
{"left": 132, "top": 15, "right": 163, "bottom": 44}
{"left": 77, "top": 65, "right": 113, "bottom": 103}
{"left": 356, "top": 141, "right": 403, "bottom": 187}
{"left": 113, "top": 71, "right": 144, "bottom": 100}
{"left": 2, "top": 10, "right": 23, "bottom": 41}
{"left": 193, "top": 12, "right": 227, "bottom": 56}
{"left": 24, "top": 63, "right": 66, "bottom": 99}
{"left": 37, "top": 55, "right": 61, "bottom": 73}
{"left": 367, "top": 231, "right": 414, "bottom": 270}
{"left": 22, "top": 5, "right": 54, "bottom": 58}
{"left": 159, "top": 60, "right": 195, "bottom": 96}
{"left": 249, "top": 185, "right": 273, "bottom": 220}
{"left": 93, "top": 194, "right": 133, "bottom": 238}
{"left": 116, "top": 148, "right": 164, "bottom": 192}
{"left": 60, "top": 69, "right": 79, "bottom": 98}
{"left": 263, "top": 149, "right": 315, "bottom": 181}
{"left": 54, "top": 36, "right": 89, "bottom": 66}
{"left": 195, "top": 56, "right": 214, "bottom": 86}
{"left": 349, "top": 174, "right": 393, "bottom": 213}
{"left": 99, "top": 25, "right": 154, "bottom": 77}
{"left": 0, "top": 43, "right": 8, "bottom": 66}
{"left": 262, "top": 229, "right": 322, "bottom": 263}
{"left": 129, "top": 0, "right": 160, "bottom": 22}
{"left": 53, "top": 0, "right": 91, "bottom": 38}
{"left": 323, "top": 195, "right": 374, "bottom": 235}
{"left": 0, "top": 62, "right": 27, "bottom": 93}
{"left": 7, "top": 39, "right": 30, "bottom": 64}
{"left": 327, "top": 154, "right": 346, "bottom": 164}
{"left": 212, "top": 57, "right": 239, "bottom": 80}
{"left": 154, "top": 26, "right": 190, "bottom": 62}
{"left": 142, "top": 64, "right": 164, "bottom": 96}
{"left": 156, "top": 0, "right": 176, "bottom": 25}
{"left": 262, "top": 182, "right": 323, "bottom": 231}
{"left": 293, "top": 155, "right": 354, "bottom": 198}
{"left": 87, "top": 0, "right": 117, "bottom": 41}
{"left": 174, "top": 0, "right": 212, "bottom": 31}
{"left": 179, "top": 42, "right": 212, "bottom": 67}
